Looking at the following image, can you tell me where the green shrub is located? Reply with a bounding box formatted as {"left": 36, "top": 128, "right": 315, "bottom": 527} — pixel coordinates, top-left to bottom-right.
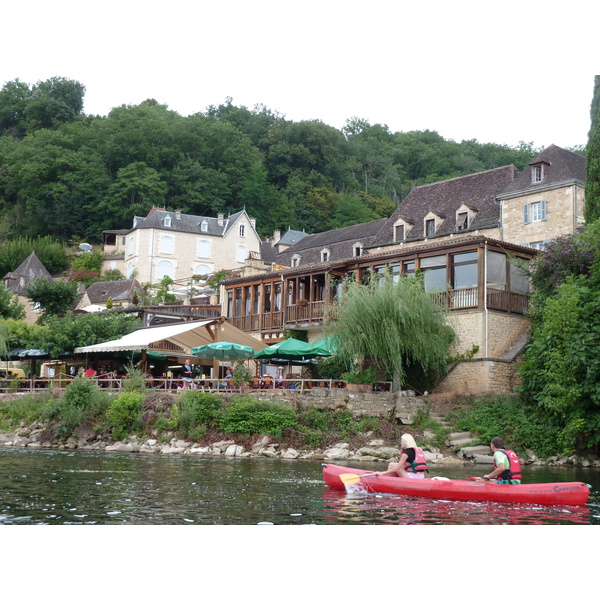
{"left": 106, "top": 392, "right": 144, "bottom": 440}
{"left": 49, "top": 376, "right": 109, "bottom": 438}
{"left": 0, "top": 392, "right": 51, "bottom": 431}
{"left": 217, "top": 396, "right": 298, "bottom": 438}
{"left": 121, "top": 365, "right": 147, "bottom": 394}
{"left": 178, "top": 391, "right": 221, "bottom": 436}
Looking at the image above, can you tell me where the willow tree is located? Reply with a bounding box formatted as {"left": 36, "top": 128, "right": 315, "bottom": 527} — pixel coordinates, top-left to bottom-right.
{"left": 324, "top": 272, "right": 455, "bottom": 392}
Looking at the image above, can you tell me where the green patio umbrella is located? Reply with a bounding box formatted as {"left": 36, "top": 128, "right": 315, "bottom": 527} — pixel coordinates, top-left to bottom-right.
{"left": 254, "top": 338, "right": 317, "bottom": 360}
{"left": 191, "top": 342, "right": 255, "bottom": 360}
{"left": 309, "top": 337, "right": 337, "bottom": 356}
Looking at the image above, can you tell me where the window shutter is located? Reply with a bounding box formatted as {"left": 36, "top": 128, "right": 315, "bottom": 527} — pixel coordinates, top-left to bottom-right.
{"left": 523, "top": 204, "right": 530, "bottom": 224}
{"left": 541, "top": 199, "right": 547, "bottom": 221}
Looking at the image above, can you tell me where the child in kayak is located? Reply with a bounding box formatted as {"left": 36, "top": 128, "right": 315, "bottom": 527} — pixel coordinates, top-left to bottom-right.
{"left": 376, "top": 433, "right": 428, "bottom": 479}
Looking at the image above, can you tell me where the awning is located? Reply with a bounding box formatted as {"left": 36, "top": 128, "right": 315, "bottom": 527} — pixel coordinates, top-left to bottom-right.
{"left": 74, "top": 319, "right": 267, "bottom": 355}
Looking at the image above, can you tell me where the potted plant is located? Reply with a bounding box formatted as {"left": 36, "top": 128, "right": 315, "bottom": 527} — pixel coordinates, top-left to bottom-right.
{"left": 297, "top": 298, "right": 309, "bottom": 306}
{"left": 342, "top": 366, "right": 378, "bottom": 392}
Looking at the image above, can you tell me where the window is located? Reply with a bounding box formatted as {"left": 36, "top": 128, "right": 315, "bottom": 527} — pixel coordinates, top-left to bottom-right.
{"left": 160, "top": 235, "right": 174, "bottom": 254}
{"left": 128, "top": 236, "right": 135, "bottom": 254}
{"left": 419, "top": 255, "right": 447, "bottom": 292}
{"left": 291, "top": 254, "right": 301, "bottom": 267}
{"left": 239, "top": 224, "right": 246, "bottom": 237}
{"left": 157, "top": 260, "right": 173, "bottom": 280}
{"left": 532, "top": 164, "right": 543, "bottom": 183}
{"left": 164, "top": 215, "right": 171, "bottom": 227}
{"left": 529, "top": 241, "right": 546, "bottom": 250}
{"left": 456, "top": 212, "right": 468, "bottom": 231}
{"left": 395, "top": 224, "right": 405, "bottom": 242}
{"left": 236, "top": 245, "right": 247, "bottom": 263}
{"left": 452, "top": 252, "right": 478, "bottom": 289}
{"left": 201, "top": 220, "right": 208, "bottom": 232}
{"left": 523, "top": 200, "right": 547, "bottom": 224}
{"left": 195, "top": 264, "right": 211, "bottom": 276}
{"left": 425, "top": 218, "right": 436, "bottom": 237}
{"left": 353, "top": 243, "right": 363, "bottom": 257}
{"left": 321, "top": 249, "right": 330, "bottom": 262}
{"left": 197, "top": 240, "right": 210, "bottom": 258}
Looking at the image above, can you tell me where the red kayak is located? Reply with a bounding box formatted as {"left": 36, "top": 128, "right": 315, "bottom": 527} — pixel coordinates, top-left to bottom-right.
{"left": 322, "top": 464, "right": 590, "bottom": 506}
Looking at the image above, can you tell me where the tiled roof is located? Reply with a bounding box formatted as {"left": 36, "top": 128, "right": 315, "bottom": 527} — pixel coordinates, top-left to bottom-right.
{"left": 2, "top": 252, "right": 52, "bottom": 294}
{"left": 275, "top": 219, "right": 387, "bottom": 267}
{"left": 85, "top": 279, "right": 143, "bottom": 304}
{"left": 370, "top": 165, "right": 518, "bottom": 247}
{"left": 498, "top": 144, "right": 586, "bottom": 197}
{"left": 131, "top": 208, "right": 251, "bottom": 237}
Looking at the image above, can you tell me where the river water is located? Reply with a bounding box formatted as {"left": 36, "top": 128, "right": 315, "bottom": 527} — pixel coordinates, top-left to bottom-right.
{"left": 0, "top": 447, "right": 598, "bottom": 525}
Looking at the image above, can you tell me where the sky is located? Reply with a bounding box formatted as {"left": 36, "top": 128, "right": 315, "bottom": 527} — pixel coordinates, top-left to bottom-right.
{"left": 2, "top": 1, "right": 598, "bottom": 150}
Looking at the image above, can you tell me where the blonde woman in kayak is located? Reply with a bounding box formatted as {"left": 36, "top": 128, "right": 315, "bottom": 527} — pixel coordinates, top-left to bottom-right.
{"left": 376, "top": 433, "right": 427, "bottom": 479}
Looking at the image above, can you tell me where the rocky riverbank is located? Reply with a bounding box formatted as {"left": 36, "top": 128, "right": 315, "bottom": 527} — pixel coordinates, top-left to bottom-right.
{"left": 2, "top": 422, "right": 599, "bottom": 468}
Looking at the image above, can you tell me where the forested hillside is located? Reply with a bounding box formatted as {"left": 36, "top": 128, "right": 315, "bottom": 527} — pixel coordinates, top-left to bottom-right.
{"left": 0, "top": 77, "right": 581, "bottom": 243}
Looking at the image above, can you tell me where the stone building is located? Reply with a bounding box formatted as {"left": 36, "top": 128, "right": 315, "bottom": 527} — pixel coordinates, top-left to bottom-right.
{"left": 102, "top": 207, "right": 261, "bottom": 286}
{"left": 220, "top": 144, "right": 585, "bottom": 396}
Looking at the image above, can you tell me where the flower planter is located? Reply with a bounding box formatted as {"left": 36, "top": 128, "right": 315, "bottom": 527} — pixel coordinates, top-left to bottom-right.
{"left": 346, "top": 383, "right": 373, "bottom": 393}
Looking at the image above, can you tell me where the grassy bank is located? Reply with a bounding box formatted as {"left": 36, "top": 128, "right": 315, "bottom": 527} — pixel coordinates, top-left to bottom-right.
{"left": 0, "top": 373, "right": 589, "bottom": 458}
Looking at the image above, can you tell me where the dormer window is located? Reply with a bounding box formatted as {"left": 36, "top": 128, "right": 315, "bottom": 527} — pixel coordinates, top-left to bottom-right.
{"left": 456, "top": 212, "right": 468, "bottom": 230}
{"left": 164, "top": 215, "right": 171, "bottom": 227}
{"left": 353, "top": 243, "right": 363, "bottom": 257}
{"left": 321, "top": 248, "right": 330, "bottom": 262}
{"left": 532, "top": 164, "right": 543, "bottom": 184}
{"left": 201, "top": 220, "right": 208, "bottom": 232}
{"left": 425, "top": 218, "right": 436, "bottom": 237}
{"left": 291, "top": 254, "right": 301, "bottom": 267}
{"left": 395, "top": 224, "right": 405, "bottom": 242}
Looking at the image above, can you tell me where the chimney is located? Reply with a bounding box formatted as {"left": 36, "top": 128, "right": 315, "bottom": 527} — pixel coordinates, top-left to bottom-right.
{"left": 250, "top": 218, "right": 256, "bottom": 229}
{"left": 217, "top": 213, "right": 224, "bottom": 226}
{"left": 273, "top": 229, "right": 281, "bottom": 245}
{"left": 175, "top": 210, "right": 181, "bottom": 220}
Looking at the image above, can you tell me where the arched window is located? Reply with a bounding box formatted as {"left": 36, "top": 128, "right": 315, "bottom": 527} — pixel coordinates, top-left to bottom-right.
{"left": 239, "top": 224, "right": 246, "bottom": 237}
{"left": 128, "top": 236, "right": 135, "bottom": 255}
{"left": 195, "top": 264, "right": 211, "bottom": 277}
{"left": 160, "top": 235, "right": 174, "bottom": 254}
{"left": 164, "top": 215, "right": 172, "bottom": 227}
{"left": 127, "top": 262, "right": 135, "bottom": 279}
{"left": 197, "top": 239, "right": 210, "bottom": 258}
{"left": 157, "top": 260, "right": 174, "bottom": 280}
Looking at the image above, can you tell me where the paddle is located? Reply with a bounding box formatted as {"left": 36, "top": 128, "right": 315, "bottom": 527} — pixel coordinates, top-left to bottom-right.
{"left": 339, "top": 472, "right": 378, "bottom": 485}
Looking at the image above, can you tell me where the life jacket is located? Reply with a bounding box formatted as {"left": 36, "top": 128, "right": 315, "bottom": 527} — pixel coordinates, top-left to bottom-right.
{"left": 494, "top": 449, "right": 521, "bottom": 481}
{"left": 405, "top": 447, "right": 428, "bottom": 473}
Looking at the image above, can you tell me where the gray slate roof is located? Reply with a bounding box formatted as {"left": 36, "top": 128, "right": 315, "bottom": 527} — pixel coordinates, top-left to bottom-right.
{"left": 370, "top": 165, "right": 519, "bottom": 247}
{"left": 85, "top": 279, "right": 143, "bottom": 304}
{"left": 276, "top": 229, "right": 309, "bottom": 247}
{"left": 2, "top": 252, "right": 52, "bottom": 294}
{"left": 498, "top": 144, "right": 586, "bottom": 197}
{"left": 275, "top": 219, "right": 387, "bottom": 267}
{"left": 131, "top": 208, "right": 251, "bottom": 237}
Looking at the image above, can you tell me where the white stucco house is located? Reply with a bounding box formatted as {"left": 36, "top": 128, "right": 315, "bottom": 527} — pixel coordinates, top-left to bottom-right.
{"left": 102, "top": 207, "right": 262, "bottom": 285}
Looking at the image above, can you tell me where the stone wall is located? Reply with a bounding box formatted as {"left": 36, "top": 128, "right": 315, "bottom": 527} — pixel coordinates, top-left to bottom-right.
{"left": 257, "top": 387, "right": 428, "bottom": 424}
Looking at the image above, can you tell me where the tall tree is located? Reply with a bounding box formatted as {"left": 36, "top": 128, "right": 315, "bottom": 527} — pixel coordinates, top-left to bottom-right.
{"left": 325, "top": 273, "right": 455, "bottom": 392}
{"left": 585, "top": 75, "right": 600, "bottom": 224}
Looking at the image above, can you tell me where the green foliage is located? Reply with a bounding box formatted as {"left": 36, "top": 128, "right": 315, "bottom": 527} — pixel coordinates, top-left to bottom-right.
{"left": 71, "top": 249, "right": 104, "bottom": 274}
{"left": 0, "top": 237, "right": 69, "bottom": 278}
{"left": 325, "top": 272, "right": 455, "bottom": 392}
{"left": 230, "top": 360, "right": 253, "bottom": 387}
{"left": 49, "top": 376, "right": 109, "bottom": 438}
{"left": 585, "top": 75, "right": 600, "bottom": 224}
{"left": 217, "top": 396, "right": 298, "bottom": 438}
{"left": 445, "top": 395, "right": 564, "bottom": 457}
{"left": 0, "top": 392, "right": 50, "bottom": 432}
{"left": 178, "top": 391, "right": 222, "bottom": 438}
{"left": 106, "top": 392, "right": 144, "bottom": 440}
{"left": 25, "top": 277, "right": 79, "bottom": 320}
{"left": 341, "top": 366, "right": 379, "bottom": 385}
{"left": 120, "top": 365, "right": 148, "bottom": 394}
{"left": 0, "top": 284, "right": 26, "bottom": 320}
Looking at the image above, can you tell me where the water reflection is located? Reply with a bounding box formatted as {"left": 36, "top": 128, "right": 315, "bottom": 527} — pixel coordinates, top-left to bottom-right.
{"left": 0, "top": 448, "right": 597, "bottom": 525}
{"left": 322, "top": 488, "right": 591, "bottom": 525}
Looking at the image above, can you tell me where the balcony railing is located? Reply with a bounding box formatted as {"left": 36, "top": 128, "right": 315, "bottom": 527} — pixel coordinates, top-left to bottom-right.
{"left": 230, "top": 287, "right": 529, "bottom": 333}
